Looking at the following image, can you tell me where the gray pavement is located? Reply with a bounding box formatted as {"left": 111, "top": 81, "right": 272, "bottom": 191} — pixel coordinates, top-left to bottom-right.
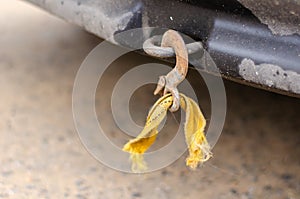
{"left": 0, "top": 1, "right": 299, "bottom": 199}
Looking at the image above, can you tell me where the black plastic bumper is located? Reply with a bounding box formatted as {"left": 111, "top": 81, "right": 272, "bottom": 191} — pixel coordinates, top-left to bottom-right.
{"left": 26, "top": 0, "right": 300, "bottom": 97}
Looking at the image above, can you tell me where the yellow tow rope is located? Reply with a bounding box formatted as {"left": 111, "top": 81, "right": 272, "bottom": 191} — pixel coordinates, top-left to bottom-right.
{"left": 123, "top": 93, "right": 212, "bottom": 172}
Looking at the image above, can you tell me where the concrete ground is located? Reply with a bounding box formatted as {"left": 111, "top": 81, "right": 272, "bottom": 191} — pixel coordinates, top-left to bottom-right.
{"left": 0, "top": 1, "right": 299, "bottom": 199}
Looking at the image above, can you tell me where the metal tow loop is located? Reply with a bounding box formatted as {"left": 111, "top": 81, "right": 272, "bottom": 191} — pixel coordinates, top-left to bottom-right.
{"left": 151, "top": 30, "right": 189, "bottom": 112}
{"left": 123, "top": 31, "right": 212, "bottom": 171}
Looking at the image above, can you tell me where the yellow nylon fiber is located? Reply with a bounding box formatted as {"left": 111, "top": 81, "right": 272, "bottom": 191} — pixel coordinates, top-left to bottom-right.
{"left": 123, "top": 93, "right": 212, "bottom": 172}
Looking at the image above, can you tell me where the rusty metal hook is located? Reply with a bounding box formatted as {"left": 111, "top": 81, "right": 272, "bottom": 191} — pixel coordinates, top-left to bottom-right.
{"left": 153, "top": 30, "right": 189, "bottom": 112}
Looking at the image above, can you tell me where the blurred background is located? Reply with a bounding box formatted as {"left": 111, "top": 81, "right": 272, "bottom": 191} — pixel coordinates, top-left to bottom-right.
{"left": 0, "top": 1, "right": 299, "bottom": 198}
